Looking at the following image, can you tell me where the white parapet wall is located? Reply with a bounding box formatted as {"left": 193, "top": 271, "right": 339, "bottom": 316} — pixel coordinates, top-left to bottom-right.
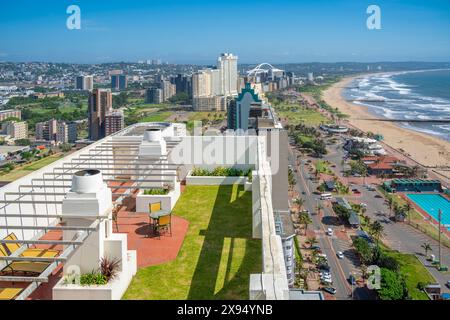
{"left": 250, "top": 137, "right": 290, "bottom": 300}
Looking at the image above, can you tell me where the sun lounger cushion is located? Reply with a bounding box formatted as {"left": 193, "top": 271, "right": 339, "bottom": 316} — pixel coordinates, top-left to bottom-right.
{"left": 0, "top": 288, "right": 23, "bottom": 300}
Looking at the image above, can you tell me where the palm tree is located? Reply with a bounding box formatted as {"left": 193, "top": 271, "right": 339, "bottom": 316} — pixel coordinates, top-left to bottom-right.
{"left": 387, "top": 197, "right": 395, "bottom": 217}
{"left": 421, "top": 242, "right": 432, "bottom": 258}
{"left": 294, "top": 198, "right": 305, "bottom": 210}
{"left": 369, "top": 221, "right": 384, "bottom": 246}
{"left": 305, "top": 236, "right": 318, "bottom": 249}
{"left": 403, "top": 202, "right": 412, "bottom": 224}
{"left": 299, "top": 212, "right": 312, "bottom": 235}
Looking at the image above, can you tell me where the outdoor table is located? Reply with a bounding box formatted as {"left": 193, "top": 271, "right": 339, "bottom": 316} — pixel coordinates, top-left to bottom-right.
{"left": 148, "top": 210, "right": 171, "bottom": 237}
{"left": 149, "top": 210, "right": 171, "bottom": 220}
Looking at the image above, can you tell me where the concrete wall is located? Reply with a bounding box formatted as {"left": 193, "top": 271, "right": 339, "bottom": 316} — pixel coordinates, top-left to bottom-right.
{"left": 135, "top": 181, "right": 181, "bottom": 212}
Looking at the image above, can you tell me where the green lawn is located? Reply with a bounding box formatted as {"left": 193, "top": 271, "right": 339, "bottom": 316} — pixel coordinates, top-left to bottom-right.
{"left": 315, "top": 160, "right": 332, "bottom": 174}
{"left": 0, "top": 154, "right": 64, "bottom": 181}
{"left": 274, "top": 104, "right": 330, "bottom": 126}
{"left": 383, "top": 250, "right": 435, "bottom": 300}
{"left": 140, "top": 111, "right": 172, "bottom": 123}
{"left": 123, "top": 185, "right": 261, "bottom": 300}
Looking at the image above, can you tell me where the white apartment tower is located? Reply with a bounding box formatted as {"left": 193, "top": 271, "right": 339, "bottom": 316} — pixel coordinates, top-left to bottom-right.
{"left": 217, "top": 53, "right": 238, "bottom": 97}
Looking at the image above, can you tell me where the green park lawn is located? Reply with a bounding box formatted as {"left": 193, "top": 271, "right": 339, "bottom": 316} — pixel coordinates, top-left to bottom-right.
{"left": 383, "top": 250, "right": 435, "bottom": 300}
{"left": 0, "top": 154, "right": 64, "bottom": 181}
{"left": 123, "top": 185, "right": 261, "bottom": 300}
{"left": 275, "top": 103, "right": 330, "bottom": 126}
{"left": 140, "top": 111, "right": 172, "bottom": 123}
{"left": 315, "top": 160, "right": 332, "bottom": 174}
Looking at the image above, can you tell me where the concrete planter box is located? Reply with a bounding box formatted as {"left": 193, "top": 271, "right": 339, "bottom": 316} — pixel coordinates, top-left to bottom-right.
{"left": 135, "top": 182, "right": 180, "bottom": 213}
{"left": 53, "top": 249, "right": 137, "bottom": 300}
{"left": 186, "top": 171, "right": 249, "bottom": 186}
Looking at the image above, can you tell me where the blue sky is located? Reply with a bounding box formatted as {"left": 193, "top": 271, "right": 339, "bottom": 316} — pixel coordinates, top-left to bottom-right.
{"left": 1, "top": 0, "right": 450, "bottom": 63}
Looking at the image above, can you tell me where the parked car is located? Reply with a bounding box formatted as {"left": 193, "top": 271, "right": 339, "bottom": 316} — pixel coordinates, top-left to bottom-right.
{"left": 321, "top": 278, "right": 333, "bottom": 284}
{"left": 360, "top": 203, "right": 367, "bottom": 208}
{"left": 336, "top": 251, "right": 344, "bottom": 259}
{"left": 446, "top": 280, "right": 450, "bottom": 289}
{"left": 311, "top": 245, "right": 321, "bottom": 251}
{"left": 322, "top": 287, "right": 337, "bottom": 295}
{"left": 326, "top": 228, "right": 334, "bottom": 236}
{"left": 352, "top": 189, "right": 361, "bottom": 195}
{"left": 348, "top": 275, "right": 356, "bottom": 285}
{"left": 318, "top": 264, "right": 330, "bottom": 272}
{"left": 375, "top": 194, "right": 383, "bottom": 198}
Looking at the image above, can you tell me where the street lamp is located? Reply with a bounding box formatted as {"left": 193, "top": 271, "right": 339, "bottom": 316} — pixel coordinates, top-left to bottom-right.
{"left": 438, "top": 209, "right": 442, "bottom": 270}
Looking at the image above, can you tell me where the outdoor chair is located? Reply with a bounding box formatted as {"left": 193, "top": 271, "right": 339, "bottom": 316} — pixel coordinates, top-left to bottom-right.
{"left": 0, "top": 244, "right": 51, "bottom": 276}
{"left": 156, "top": 214, "right": 172, "bottom": 238}
{"left": 2, "top": 233, "right": 59, "bottom": 258}
{"left": 0, "top": 288, "right": 24, "bottom": 300}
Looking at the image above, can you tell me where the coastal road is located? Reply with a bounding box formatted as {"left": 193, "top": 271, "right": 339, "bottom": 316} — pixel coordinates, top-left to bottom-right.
{"left": 288, "top": 145, "right": 373, "bottom": 300}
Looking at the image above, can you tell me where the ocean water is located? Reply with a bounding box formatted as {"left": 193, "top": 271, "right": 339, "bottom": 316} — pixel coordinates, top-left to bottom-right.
{"left": 343, "top": 69, "right": 450, "bottom": 141}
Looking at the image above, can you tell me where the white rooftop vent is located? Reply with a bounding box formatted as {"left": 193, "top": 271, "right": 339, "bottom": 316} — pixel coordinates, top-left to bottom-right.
{"left": 139, "top": 128, "right": 167, "bottom": 157}
{"left": 71, "top": 169, "right": 104, "bottom": 194}
{"left": 144, "top": 128, "right": 162, "bottom": 142}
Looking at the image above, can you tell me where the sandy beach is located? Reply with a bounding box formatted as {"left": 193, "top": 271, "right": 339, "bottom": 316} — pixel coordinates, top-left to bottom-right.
{"left": 323, "top": 76, "right": 450, "bottom": 179}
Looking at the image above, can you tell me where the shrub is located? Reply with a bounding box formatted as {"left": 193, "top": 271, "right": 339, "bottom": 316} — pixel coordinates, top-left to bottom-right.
{"left": 143, "top": 188, "right": 169, "bottom": 195}
{"left": 80, "top": 272, "right": 108, "bottom": 286}
{"left": 100, "top": 256, "right": 121, "bottom": 282}
{"left": 374, "top": 254, "right": 400, "bottom": 272}
{"left": 191, "top": 166, "right": 251, "bottom": 177}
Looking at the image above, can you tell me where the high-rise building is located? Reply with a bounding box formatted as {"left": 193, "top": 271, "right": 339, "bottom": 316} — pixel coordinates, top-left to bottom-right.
{"left": 56, "top": 122, "right": 69, "bottom": 144}
{"left": 192, "top": 71, "right": 212, "bottom": 98}
{"left": 192, "top": 96, "right": 226, "bottom": 112}
{"left": 88, "top": 89, "right": 113, "bottom": 140}
{"left": 67, "top": 121, "right": 78, "bottom": 143}
{"left": 75, "top": 75, "right": 94, "bottom": 91}
{"left": 228, "top": 83, "right": 274, "bottom": 130}
{"left": 217, "top": 53, "right": 238, "bottom": 96}
{"left": 111, "top": 74, "right": 127, "bottom": 90}
{"left": 307, "top": 72, "right": 314, "bottom": 82}
{"left": 146, "top": 88, "right": 164, "bottom": 104}
{"left": 1, "top": 121, "right": 28, "bottom": 140}
{"left": 204, "top": 69, "right": 221, "bottom": 96}
{"left": 35, "top": 119, "right": 58, "bottom": 141}
{"left": 172, "top": 74, "right": 192, "bottom": 96}
{"left": 160, "top": 80, "right": 176, "bottom": 101}
{"left": 105, "top": 110, "right": 125, "bottom": 136}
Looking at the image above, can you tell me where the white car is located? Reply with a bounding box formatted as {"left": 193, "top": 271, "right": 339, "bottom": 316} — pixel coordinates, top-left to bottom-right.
{"left": 360, "top": 203, "right": 367, "bottom": 208}
{"left": 321, "top": 278, "right": 333, "bottom": 284}
{"left": 321, "top": 275, "right": 331, "bottom": 281}
{"left": 336, "top": 251, "right": 344, "bottom": 259}
{"left": 326, "top": 228, "right": 333, "bottom": 236}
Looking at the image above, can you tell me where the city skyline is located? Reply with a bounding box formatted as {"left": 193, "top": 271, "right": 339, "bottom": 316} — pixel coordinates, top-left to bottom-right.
{"left": 1, "top": 0, "right": 450, "bottom": 63}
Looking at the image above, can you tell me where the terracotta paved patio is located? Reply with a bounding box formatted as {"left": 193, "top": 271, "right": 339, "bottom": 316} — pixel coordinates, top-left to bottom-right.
{"left": 1, "top": 181, "right": 189, "bottom": 299}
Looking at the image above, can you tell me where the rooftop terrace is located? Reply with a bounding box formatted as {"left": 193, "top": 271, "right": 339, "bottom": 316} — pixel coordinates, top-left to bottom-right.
{"left": 123, "top": 185, "right": 261, "bottom": 300}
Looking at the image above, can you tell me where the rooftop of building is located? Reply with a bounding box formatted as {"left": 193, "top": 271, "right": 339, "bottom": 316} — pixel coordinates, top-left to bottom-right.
{"left": 0, "top": 122, "right": 289, "bottom": 300}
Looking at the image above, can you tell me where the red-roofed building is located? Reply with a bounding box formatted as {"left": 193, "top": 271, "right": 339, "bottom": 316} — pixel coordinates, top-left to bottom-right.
{"left": 364, "top": 155, "right": 404, "bottom": 176}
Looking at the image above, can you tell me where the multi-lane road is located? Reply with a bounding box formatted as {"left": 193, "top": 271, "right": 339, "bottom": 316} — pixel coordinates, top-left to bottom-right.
{"left": 288, "top": 136, "right": 450, "bottom": 299}
{"left": 288, "top": 143, "right": 373, "bottom": 300}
